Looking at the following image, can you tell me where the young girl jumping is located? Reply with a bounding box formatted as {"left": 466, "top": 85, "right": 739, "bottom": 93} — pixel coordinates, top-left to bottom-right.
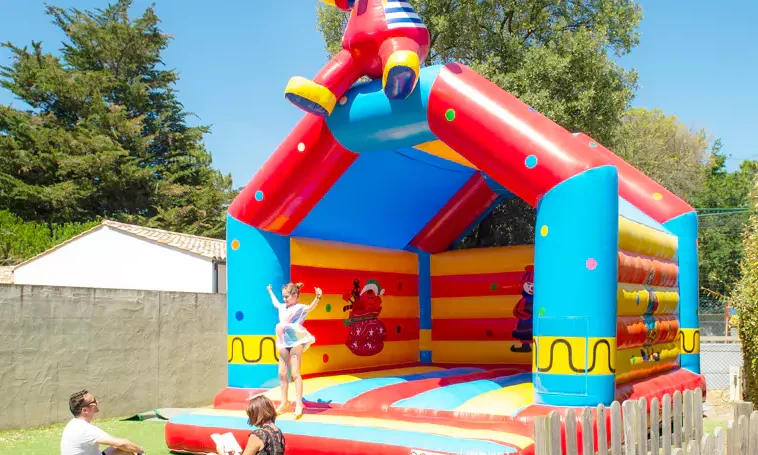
{"left": 267, "top": 282, "right": 322, "bottom": 418}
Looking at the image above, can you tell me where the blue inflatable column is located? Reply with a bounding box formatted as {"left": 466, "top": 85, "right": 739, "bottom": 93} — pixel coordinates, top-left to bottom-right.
{"left": 226, "top": 214, "right": 290, "bottom": 388}
{"left": 533, "top": 166, "right": 619, "bottom": 407}
{"left": 663, "top": 212, "right": 700, "bottom": 373}
{"left": 417, "top": 251, "right": 432, "bottom": 363}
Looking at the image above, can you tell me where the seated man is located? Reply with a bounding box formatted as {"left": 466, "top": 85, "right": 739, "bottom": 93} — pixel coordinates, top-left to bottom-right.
{"left": 61, "top": 389, "right": 144, "bottom": 455}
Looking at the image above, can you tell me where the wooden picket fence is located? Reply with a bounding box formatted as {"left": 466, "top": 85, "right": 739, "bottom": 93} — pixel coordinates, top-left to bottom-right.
{"left": 533, "top": 389, "right": 758, "bottom": 455}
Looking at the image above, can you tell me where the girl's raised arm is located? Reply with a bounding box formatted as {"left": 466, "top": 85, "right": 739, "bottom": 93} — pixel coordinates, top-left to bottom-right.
{"left": 267, "top": 284, "right": 283, "bottom": 309}
{"left": 305, "top": 287, "right": 323, "bottom": 313}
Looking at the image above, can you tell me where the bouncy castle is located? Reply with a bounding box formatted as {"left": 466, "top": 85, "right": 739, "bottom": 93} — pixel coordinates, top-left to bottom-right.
{"left": 166, "top": 1, "right": 704, "bottom": 454}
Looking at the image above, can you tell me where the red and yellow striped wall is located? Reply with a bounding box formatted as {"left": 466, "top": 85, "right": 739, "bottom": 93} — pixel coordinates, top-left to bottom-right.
{"left": 290, "top": 237, "right": 420, "bottom": 375}
{"left": 429, "top": 245, "right": 534, "bottom": 365}
{"left": 615, "top": 218, "right": 681, "bottom": 384}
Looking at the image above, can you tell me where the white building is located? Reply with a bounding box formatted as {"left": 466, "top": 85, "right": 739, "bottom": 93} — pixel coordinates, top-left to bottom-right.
{"left": 11, "top": 220, "right": 226, "bottom": 293}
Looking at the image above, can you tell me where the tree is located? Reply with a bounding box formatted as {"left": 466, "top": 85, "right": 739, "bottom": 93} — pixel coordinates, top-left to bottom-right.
{"left": 728, "top": 175, "right": 758, "bottom": 402}
{"left": 693, "top": 147, "right": 758, "bottom": 298}
{"left": 611, "top": 108, "right": 712, "bottom": 203}
{"left": 0, "top": 0, "right": 235, "bottom": 238}
{"left": 0, "top": 210, "right": 98, "bottom": 265}
{"left": 317, "top": 0, "right": 641, "bottom": 247}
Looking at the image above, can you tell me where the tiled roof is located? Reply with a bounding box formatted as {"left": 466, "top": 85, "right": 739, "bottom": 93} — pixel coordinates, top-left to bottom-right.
{"left": 13, "top": 220, "right": 226, "bottom": 269}
{"left": 0, "top": 266, "right": 14, "bottom": 284}
{"left": 101, "top": 220, "right": 226, "bottom": 260}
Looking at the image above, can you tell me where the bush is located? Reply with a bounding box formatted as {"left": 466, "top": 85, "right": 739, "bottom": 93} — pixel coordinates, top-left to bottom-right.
{"left": 730, "top": 177, "right": 758, "bottom": 402}
{"left": 0, "top": 210, "right": 99, "bottom": 266}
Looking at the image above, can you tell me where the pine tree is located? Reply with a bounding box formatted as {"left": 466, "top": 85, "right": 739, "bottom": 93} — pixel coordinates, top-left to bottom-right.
{"left": 0, "top": 0, "right": 235, "bottom": 238}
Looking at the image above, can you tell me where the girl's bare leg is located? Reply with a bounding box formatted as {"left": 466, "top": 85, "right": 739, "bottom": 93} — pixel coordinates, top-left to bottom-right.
{"left": 276, "top": 348, "right": 291, "bottom": 413}
{"left": 290, "top": 344, "right": 305, "bottom": 417}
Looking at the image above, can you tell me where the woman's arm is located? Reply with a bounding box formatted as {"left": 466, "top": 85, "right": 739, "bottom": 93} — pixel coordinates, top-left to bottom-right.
{"left": 304, "top": 287, "right": 323, "bottom": 313}
{"left": 267, "top": 284, "right": 282, "bottom": 308}
{"left": 242, "top": 432, "right": 264, "bottom": 455}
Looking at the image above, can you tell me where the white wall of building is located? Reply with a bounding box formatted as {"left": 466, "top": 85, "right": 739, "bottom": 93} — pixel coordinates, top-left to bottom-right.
{"left": 13, "top": 226, "right": 216, "bottom": 293}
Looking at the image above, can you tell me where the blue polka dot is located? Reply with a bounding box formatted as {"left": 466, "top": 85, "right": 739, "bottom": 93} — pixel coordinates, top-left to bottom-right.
{"left": 254, "top": 190, "right": 264, "bottom": 201}
{"left": 572, "top": 132, "right": 580, "bottom": 136}
{"left": 589, "top": 141, "right": 597, "bottom": 147}
{"left": 525, "top": 155, "right": 538, "bottom": 168}
{"left": 235, "top": 311, "right": 244, "bottom": 321}
{"left": 528, "top": 107, "right": 537, "bottom": 112}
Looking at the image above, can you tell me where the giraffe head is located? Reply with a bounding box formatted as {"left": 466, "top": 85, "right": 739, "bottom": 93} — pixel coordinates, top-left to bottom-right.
{"left": 321, "top": 0, "right": 355, "bottom": 12}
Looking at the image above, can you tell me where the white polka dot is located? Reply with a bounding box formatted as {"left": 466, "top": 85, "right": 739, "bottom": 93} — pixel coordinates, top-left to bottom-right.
{"left": 297, "top": 143, "right": 305, "bottom": 152}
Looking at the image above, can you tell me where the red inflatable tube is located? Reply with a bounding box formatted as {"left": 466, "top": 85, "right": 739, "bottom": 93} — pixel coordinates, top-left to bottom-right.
{"left": 410, "top": 172, "right": 498, "bottom": 253}
{"left": 228, "top": 115, "right": 358, "bottom": 234}
{"left": 342, "top": 367, "right": 523, "bottom": 412}
{"left": 427, "top": 63, "right": 607, "bottom": 206}
{"left": 615, "top": 368, "right": 707, "bottom": 406}
{"left": 165, "top": 421, "right": 446, "bottom": 455}
{"left": 214, "top": 387, "right": 267, "bottom": 408}
{"left": 616, "top": 315, "right": 680, "bottom": 349}
{"left": 431, "top": 271, "right": 524, "bottom": 297}
{"left": 618, "top": 251, "right": 679, "bottom": 287}
{"left": 290, "top": 265, "right": 419, "bottom": 296}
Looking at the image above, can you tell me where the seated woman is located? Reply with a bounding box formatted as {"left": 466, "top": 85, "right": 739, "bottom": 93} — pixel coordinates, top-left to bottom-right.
{"left": 215, "top": 395, "right": 285, "bottom": 455}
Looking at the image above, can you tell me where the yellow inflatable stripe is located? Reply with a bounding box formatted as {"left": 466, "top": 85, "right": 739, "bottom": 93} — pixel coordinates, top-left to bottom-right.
{"left": 414, "top": 140, "right": 478, "bottom": 169}
{"left": 290, "top": 237, "right": 417, "bottom": 274}
{"left": 188, "top": 408, "right": 534, "bottom": 449}
{"left": 432, "top": 295, "right": 520, "bottom": 319}
{"left": 301, "top": 341, "right": 419, "bottom": 375}
{"left": 419, "top": 329, "right": 432, "bottom": 351}
{"left": 431, "top": 341, "right": 532, "bottom": 364}
{"left": 430, "top": 245, "right": 534, "bottom": 276}
{"left": 228, "top": 335, "right": 279, "bottom": 365}
{"left": 302, "top": 293, "right": 419, "bottom": 320}
{"left": 617, "top": 284, "right": 679, "bottom": 316}
{"left": 263, "top": 375, "right": 359, "bottom": 401}
{"left": 347, "top": 365, "right": 442, "bottom": 379}
{"left": 618, "top": 217, "right": 678, "bottom": 261}
{"left": 616, "top": 341, "right": 680, "bottom": 378}
{"left": 533, "top": 337, "right": 616, "bottom": 376}
{"left": 455, "top": 382, "right": 534, "bottom": 416}
{"left": 262, "top": 365, "right": 441, "bottom": 402}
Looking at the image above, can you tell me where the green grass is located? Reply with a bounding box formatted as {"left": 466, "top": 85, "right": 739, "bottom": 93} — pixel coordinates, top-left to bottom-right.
{"left": 0, "top": 418, "right": 172, "bottom": 455}
{"left": 0, "top": 415, "right": 733, "bottom": 455}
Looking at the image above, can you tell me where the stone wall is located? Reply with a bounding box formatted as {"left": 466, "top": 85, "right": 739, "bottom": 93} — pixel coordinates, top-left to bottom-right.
{"left": 0, "top": 284, "right": 227, "bottom": 430}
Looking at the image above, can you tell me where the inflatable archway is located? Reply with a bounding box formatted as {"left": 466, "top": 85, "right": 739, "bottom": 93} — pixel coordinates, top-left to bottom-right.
{"left": 166, "top": 3, "right": 704, "bottom": 454}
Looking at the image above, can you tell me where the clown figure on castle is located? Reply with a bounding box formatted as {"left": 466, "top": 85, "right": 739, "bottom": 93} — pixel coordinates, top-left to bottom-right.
{"left": 342, "top": 279, "right": 387, "bottom": 356}
{"left": 285, "top": 0, "right": 430, "bottom": 116}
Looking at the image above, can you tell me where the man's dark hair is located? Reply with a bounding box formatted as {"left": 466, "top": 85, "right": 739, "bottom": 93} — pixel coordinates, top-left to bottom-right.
{"left": 69, "top": 390, "right": 90, "bottom": 416}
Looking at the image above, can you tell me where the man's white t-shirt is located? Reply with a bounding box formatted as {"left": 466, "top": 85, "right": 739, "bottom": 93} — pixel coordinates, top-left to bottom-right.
{"left": 60, "top": 417, "right": 110, "bottom": 455}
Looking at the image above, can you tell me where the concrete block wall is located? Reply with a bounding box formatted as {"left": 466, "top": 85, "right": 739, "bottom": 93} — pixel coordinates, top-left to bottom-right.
{"left": 0, "top": 284, "right": 227, "bottom": 430}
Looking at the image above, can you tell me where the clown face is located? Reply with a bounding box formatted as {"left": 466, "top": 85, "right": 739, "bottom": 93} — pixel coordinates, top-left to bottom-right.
{"left": 523, "top": 281, "right": 534, "bottom": 295}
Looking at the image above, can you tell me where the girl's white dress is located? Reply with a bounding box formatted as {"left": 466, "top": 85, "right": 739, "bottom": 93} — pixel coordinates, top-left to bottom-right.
{"left": 272, "top": 297, "right": 316, "bottom": 352}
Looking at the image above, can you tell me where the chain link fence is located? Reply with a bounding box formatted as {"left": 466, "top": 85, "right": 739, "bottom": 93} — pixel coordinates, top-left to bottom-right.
{"left": 699, "top": 294, "right": 742, "bottom": 392}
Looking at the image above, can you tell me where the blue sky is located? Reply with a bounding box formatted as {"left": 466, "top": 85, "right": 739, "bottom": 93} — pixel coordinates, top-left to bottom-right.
{"left": 1, "top": 1, "right": 756, "bottom": 188}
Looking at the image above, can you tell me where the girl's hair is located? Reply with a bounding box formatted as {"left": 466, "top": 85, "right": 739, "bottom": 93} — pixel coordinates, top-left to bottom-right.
{"left": 246, "top": 395, "right": 277, "bottom": 427}
{"left": 282, "top": 282, "right": 304, "bottom": 296}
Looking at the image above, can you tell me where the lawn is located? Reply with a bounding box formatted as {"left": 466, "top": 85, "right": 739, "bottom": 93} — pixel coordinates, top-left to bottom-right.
{"left": 0, "top": 415, "right": 732, "bottom": 455}
{"left": 0, "top": 417, "right": 172, "bottom": 455}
